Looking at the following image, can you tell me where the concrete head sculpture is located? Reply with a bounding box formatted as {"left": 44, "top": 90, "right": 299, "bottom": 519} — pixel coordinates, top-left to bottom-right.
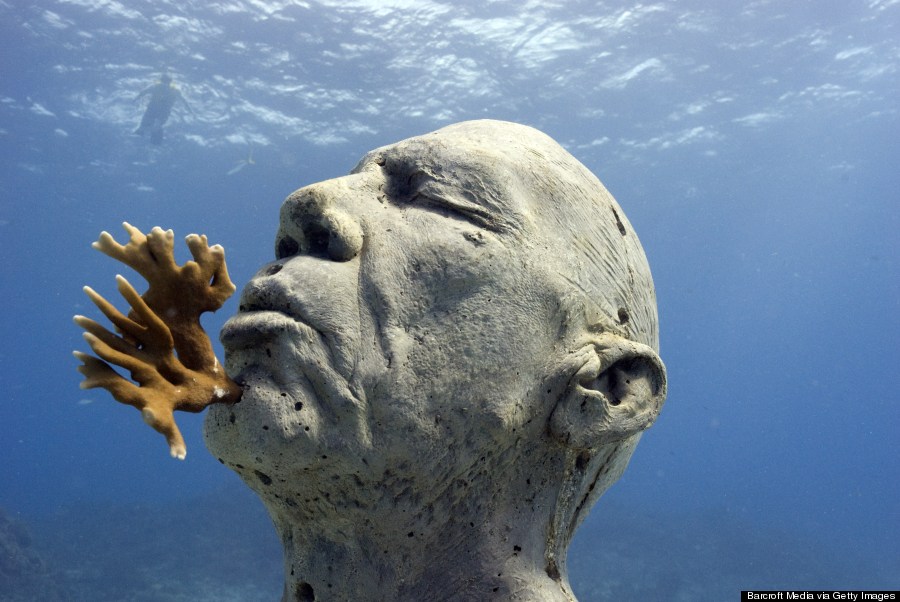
{"left": 202, "top": 120, "right": 666, "bottom": 601}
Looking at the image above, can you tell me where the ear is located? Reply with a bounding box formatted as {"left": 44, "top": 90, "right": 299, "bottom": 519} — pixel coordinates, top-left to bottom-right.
{"left": 549, "top": 333, "right": 667, "bottom": 449}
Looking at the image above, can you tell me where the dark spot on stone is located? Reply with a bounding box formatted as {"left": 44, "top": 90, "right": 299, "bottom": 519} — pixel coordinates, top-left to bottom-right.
{"left": 617, "top": 307, "right": 630, "bottom": 325}
{"left": 576, "top": 451, "right": 590, "bottom": 471}
{"left": 611, "top": 207, "right": 627, "bottom": 236}
{"left": 254, "top": 470, "right": 273, "bottom": 486}
{"left": 295, "top": 401, "right": 303, "bottom": 411}
{"left": 545, "top": 559, "right": 561, "bottom": 581}
{"left": 514, "top": 545, "right": 522, "bottom": 553}
{"left": 229, "top": 413, "right": 236, "bottom": 424}
{"left": 294, "top": 582, "right": 315, "bottom": 602}
{"left": 407, "top": 531, "right": 414, "bottom": 537}
{"left": 266, "top": 348, "right": 272, "bottom": 358}
{"left": 262, "top": 425, "right": 269, "bottom": 430}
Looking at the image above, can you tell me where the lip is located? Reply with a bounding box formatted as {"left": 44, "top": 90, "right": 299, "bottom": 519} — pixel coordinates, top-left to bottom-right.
{"left": 219, "top": 309, "right": 364, "bottom": 422}
{"left": 221, "top": 310, "right": 326, "bottom": 351}
{"left": 222, "top": 257, "right": 362, "bottom": 384}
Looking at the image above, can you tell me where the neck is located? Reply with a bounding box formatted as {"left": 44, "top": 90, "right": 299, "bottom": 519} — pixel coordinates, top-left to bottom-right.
{"left": 271, "top": 502, "right": 576, "bottom": 602}
{"left": 255, "top": 450, "right": 579, "bottom": 602}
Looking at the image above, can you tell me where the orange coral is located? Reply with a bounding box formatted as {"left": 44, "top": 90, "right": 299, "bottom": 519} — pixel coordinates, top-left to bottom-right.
{"left": 73, "top": 223, "right": 242, "bottom": 459}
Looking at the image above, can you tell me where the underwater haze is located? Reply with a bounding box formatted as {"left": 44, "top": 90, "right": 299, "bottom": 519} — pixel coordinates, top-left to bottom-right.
{"left": 1, "top": 0, "right": 898, "bottom": 600}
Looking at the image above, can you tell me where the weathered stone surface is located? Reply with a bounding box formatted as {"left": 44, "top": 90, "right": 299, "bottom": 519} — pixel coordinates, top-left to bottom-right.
{"left": 204, "top": 120, "right": 667, "bottom": 601}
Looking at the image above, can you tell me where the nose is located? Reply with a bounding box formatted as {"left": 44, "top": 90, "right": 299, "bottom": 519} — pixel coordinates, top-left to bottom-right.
{"left": 275, "top": 182, "right": 363, "bottom": 261}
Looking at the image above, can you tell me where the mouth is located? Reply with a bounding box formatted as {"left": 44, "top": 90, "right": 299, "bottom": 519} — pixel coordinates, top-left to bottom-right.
{"left": 220, "top": 256, "right": 363, "bottom": 408}
{"left": 221, "top": 309, "right": 326, "bottom": 352}
{"left": 219, "top": 309, "right": 366, "bottom": 427}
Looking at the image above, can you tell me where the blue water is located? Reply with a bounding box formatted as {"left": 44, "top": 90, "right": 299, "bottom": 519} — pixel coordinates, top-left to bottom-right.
{"left": 1, "top": 1, "right": 897, "bottom": 599}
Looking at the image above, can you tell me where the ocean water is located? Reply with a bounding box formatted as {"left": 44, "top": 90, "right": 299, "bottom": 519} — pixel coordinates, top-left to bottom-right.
{"left": 1, "top": 1, "right": 897, "bottom": 600}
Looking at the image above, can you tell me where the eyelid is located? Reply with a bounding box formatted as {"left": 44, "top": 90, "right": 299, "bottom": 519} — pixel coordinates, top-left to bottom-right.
{"left": 382, "top": 164, "right": 501, "bottom": 231}
{"left": 412, "top": 190, "right": 499, "bottom": 231}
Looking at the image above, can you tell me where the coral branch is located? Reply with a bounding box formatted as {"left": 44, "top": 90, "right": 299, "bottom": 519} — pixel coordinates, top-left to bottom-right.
{"left": 74, "top": 223, "right": 242, "bottom": 459}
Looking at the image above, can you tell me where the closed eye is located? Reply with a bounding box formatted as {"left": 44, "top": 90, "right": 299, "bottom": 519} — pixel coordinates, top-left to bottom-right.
{"left": 410, "top": 191, "right": 499, "bottom": 231}
{"left": 381, "top": 164, "right": 502, "bottom": 231}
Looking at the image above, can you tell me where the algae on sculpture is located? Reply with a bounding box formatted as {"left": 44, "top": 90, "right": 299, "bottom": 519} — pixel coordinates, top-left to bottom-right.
{"left": 75, "top": 120, "right": 667, "bottom": 602}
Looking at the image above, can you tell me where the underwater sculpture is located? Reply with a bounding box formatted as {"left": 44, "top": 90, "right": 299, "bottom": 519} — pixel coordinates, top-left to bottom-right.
{"left": 75, "top": 120, "right": 666, "bottom": 601}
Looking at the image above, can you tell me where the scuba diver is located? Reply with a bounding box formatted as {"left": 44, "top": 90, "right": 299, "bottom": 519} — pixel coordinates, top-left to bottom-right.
{"left": 134, "top": 73, "right": 195, "bottom": 144}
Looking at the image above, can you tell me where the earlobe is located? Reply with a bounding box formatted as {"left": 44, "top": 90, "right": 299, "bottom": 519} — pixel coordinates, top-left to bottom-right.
{"left": 549, "top": 333, "right": 667, "bottom": 449}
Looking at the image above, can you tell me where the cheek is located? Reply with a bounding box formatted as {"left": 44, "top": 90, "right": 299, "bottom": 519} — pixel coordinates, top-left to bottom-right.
{"left": 385, "top": 221, "right": 506, "bottom": 312}
{"left": 410, "top": 288, "right": 555, "bottom": 388}
{"left": 359, "top": 217, "right": 499, "bottom": 337}
{"left": 375, "top": 243, "right": 559, "bottom": 405}
{"left": 371, "top": 295, "right": 556, "bottom": 472}
{"left": 359, "top": 217, "right": 563, "bottom": 429}
{"left": 404, "top": 225, "right": 556, "bottom": 349}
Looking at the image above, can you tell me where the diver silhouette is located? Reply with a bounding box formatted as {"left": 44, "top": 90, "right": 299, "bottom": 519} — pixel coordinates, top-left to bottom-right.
{"left": 134, "top": 74, "right": 195, "bottom": 144}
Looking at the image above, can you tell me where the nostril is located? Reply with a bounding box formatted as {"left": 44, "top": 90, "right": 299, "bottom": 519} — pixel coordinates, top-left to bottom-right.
{"left": 276, "top": 236, "right": 300, "bottom": 259}
{"left": 305, "top": 222, "right": 331, "bottom": 257}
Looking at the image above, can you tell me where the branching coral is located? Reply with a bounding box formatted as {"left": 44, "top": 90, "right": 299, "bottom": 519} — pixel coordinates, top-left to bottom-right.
{"left": 73, "top": 223, "right": 242, "bottom": 459}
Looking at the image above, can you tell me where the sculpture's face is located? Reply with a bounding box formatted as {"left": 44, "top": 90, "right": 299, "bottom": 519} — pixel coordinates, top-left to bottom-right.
{"left": 205, "top": 124, "right": 573, "bottom": 486}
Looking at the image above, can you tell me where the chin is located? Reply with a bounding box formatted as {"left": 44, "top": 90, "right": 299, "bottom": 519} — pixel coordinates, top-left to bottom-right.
{"left": 204, "top": 373, "right": 317, "bottom": 466}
